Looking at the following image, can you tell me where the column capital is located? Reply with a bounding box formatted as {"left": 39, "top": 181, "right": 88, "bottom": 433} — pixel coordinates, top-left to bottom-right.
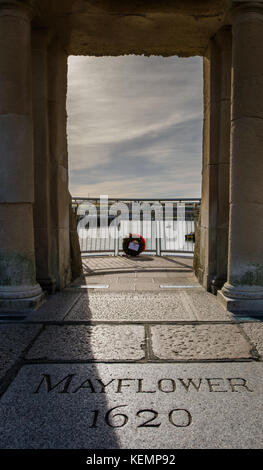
{"left": 214, "top": 26, "right": 232, "bottom": 51}
{"left": 231, "top": 1, "right": 263, "bottom": 24}
{"left": 0, "top": 0, "right": 35, "bottom": 21}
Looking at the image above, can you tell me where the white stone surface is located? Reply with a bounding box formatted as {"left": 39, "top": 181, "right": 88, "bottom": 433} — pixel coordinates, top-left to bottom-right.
{"left": 0, "top": 363, "right": 262, "bottom": 449}
{"left": 65, "top": 291, "right": 232, "bottom": 322}
{"left": 151, "top": 324, "right": 252, "bottom": 360}
{"left": 241, "top": 323, "right": 263, "bottom": 358}
{"left": 26, "top": 325, "right": 145, "bottom": 361}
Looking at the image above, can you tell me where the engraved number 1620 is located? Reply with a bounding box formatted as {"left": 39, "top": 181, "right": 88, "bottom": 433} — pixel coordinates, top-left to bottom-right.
{"left": 90, "top": 405, "right": 192, "bottom": 428}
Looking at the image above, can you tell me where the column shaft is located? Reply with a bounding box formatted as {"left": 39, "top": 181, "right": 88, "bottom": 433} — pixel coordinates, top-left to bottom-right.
{"left": 0, "top": 1, "right": 43, "bottom": 310}
{"left": 219, "top": 3, "right": 263, "bottom": 314}
{"left": 197, "top": 27, "right": 232, "bottom": 293}
{"left": 212, "top": 28, "right": 232, "bottom": 293}
{"left": 32, "top": 30, "right": 56, "bottom": 294}
{"left": 48, "top": 38, "right": 71, "bottom": 289}
{"left": 198, "top": 39, "right": 220, "bottom": 290}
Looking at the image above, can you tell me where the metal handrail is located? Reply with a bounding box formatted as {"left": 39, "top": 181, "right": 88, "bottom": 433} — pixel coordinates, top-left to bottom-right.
{"left": 72, "top": 197, "right": 201, "bottom": 256}
{"left": 72, "top": 197, "right": 201, "bottom": 203}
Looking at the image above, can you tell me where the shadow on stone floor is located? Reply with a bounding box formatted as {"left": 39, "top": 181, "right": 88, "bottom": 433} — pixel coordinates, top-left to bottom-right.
{"left": 161, "top": 256, "right": 195, "bottom": 270}
{"left": 83, "top": 268, "right": 193, "bottom": 276}
{"left": 0, "top": 293, "right": 121, "bottom": 449}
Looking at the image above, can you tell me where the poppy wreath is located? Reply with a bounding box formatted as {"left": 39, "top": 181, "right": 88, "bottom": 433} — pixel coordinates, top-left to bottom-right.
{"left": 122, "top": 233, "right": 146, "bottom": 256}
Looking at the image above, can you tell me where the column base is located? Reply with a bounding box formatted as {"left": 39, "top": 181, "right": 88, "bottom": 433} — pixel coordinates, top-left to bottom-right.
{"left": 198, "top": 268, "right": 216, "bottom": 293}
{"left": 197, "top": 267, "right": 204, "bottom": 286}
{"left": 37, "top": 277, "right": 56, "bottom": 294}
{"left": 217, "top": 283, "right": 263, "bottom": 315}
{"left": 0, "top": 284, "right": 45, "bottom": 312}
{"left": 211, "top": 277, "right": 226, "bottom": 295}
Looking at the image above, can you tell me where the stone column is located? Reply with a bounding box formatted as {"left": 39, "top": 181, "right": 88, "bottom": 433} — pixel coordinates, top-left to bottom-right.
{"left": 219, "top": 2, "right": 263, "bottom": 314}
{"left": 32, "top": 29, "right": 56, "bottom": 294}
{"left": 0, "top": 0, "right": 43, "bottom": 310}
{"left": 211, "top": 27, "right": 232, "bottom": 294}
{"left": 198, "top": 38, "right": 220, "bottom": 291}
{"left": 198, "top": 27, "right": 232, "bottom": 292}
{"left": 48, "top": 38, "right": 71, "bottom": 289}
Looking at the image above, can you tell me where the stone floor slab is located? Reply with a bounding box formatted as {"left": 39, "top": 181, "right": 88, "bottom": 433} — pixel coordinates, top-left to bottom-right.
{"left": 0, "top": 363, "right": 262, "bottom": 449}
{"left": 65, "top": 290, "right": 231, "bottom": 322}
{"left": 135, "top": 272, "right": 168, "bottom": 278}
{"left": 0, "top": 325, "right": 42, "bottom": 382}
{"left": 26, "top": 292, "right": 82, "bottom": 322}
{"left": 82, "top": 255, "right": 194, "bottom": 276}
{"left": 26, "top": 325, "right": 145, "bottom": 361}
{"left": 107, "top": 282, "right": 136, "bottom": 292}
{"left": 65, "top": 293, "right": 196, "bottom": 321}
{"left": 116, "top": 273, "right": 137, "bottom": 278}
{"left": 241, "top": 323, "right": 263, "bottom": 358}
{"left": 116, "top": 277, "right": 141, "bottom": 283}
{"left": 84, "top": 275, "right": 119, "bottom": 283}
{"left": 182, "top": 290, "right": 232, "bottom": 321}
{"left": 165, "top": 270, "right": 195, "bottom": 276}
{"left": 152, "top": 275, "right": 199, "bottom": 283}
{"left": 151, "top": 324, "right": 253, "bottom": 360}
{"left": 134, "top": 282, "right": 159, "bottom": 291}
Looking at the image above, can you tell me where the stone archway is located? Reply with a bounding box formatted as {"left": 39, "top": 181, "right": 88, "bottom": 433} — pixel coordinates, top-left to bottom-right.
{"left": 0, "top": 0, "right": 263, "bottom": 315}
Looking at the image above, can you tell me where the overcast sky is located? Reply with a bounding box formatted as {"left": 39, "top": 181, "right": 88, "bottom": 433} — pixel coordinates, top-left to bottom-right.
{"left": 67, "top": 55, "right": 203, "bottom": 199}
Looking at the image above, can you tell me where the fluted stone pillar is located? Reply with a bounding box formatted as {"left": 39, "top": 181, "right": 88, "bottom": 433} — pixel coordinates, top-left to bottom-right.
{"left": 0, "top": 1, "right": 43, "bottom": 310}
{"left": 198, "top": 27, "right": 232, "bottom": 293}
{"left": 218, "top": 2, "right": 263, "bottom": 314}
{"left": 32, "top": 29, "right": 56, "bottom": 294}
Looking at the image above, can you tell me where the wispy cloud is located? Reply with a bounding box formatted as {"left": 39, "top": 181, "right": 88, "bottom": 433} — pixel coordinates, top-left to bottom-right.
{"left": 67, "top": 55, "right": 203, "bottom": 198}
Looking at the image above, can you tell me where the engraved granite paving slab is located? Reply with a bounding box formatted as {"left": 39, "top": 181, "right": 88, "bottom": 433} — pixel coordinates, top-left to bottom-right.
{"left": 0, "top": 363, "right": 262, "bottom": 449}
